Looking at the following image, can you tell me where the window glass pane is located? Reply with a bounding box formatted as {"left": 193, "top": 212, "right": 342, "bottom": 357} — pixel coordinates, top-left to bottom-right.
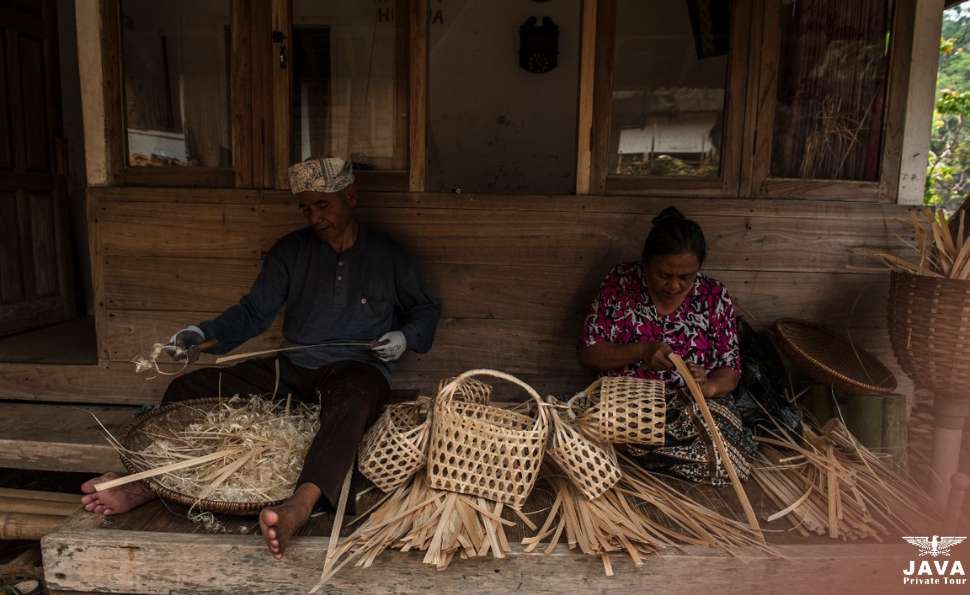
{"left": 608, "top": 0, "right": 731, "bottom": 178}
{"left": 292, "top": 0, "right": 405, "bottom": 170}
{"left": 428, "top": 0, "right": 581, "bottom": 194}
{"left": 121, "top": 0, "right": 231, "bottom": 168}
{"left": 770, "top": 0, "right": 893, "bottom": 181}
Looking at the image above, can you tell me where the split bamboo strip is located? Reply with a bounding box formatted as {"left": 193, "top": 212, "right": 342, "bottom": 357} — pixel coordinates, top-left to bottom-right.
{"left": 94, "top": 448, "right": 238, "bottom": 491}
{"left": 214, "top": 341, "right": 372, "bottom": 365}
{"left": 668, "top": 353, "right": 763, "bottom": 541}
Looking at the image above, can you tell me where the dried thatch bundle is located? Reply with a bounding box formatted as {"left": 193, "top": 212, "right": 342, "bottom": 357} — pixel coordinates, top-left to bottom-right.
{"left": 752, "top": 419, "right": 937, "bottom": 540}
{"left": 872, "top": 209, "right": 970, "bottom": 279}
{"left": 311, "top": 472, "right": 531, "bottom": 591}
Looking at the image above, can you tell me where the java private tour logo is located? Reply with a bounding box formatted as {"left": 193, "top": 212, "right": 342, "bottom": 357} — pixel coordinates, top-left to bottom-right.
{"left": 901, "top": 535, "right": 967, "bottom": 586}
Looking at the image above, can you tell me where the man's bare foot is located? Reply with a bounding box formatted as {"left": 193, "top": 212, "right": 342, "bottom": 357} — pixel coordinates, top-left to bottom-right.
{"left": 259, "top": 482, "right": 321, "bottom": 560}
{"left": 80, "top": 472, "right": 156, "bottom": 515}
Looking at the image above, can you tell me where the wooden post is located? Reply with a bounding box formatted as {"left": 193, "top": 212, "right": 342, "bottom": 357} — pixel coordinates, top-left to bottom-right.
{"left": 944, "top": 473, "right": 970, "bottom": 533}
{"left": 931, "top": 397, "right": 969, "bottom": 508}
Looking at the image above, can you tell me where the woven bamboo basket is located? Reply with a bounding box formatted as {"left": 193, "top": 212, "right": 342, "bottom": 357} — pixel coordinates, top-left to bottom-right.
{"left": 568, "top": 376, "right": 666, "bottom": 445}
{"left": 547, "top": 406, "right": 622, "bottom": 500}
{"left": 426, "top": 369, "right": 549, "bottom": 507}
{"left": 774, "top": 318, "right": 897, "bottom": 396}
{"left": 889, "top": 271, "right": 970, "bottom": 401}
{"left": 358, "top": 400, "right": 430, "bottom": 493}
{"left": 121, "top": 398, "right": 281, "bottom": 516}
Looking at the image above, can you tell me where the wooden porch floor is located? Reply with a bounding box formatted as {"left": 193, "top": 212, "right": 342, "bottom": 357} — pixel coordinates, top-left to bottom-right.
{"left": 40, "top": 481, "right": 916, "bottom": 595}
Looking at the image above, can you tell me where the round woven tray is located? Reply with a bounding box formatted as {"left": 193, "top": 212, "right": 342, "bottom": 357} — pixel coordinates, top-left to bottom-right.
{"left": 120, "top": 398, "right": 286, "bottom": 516}
{"left": 773, "top": 318, "right": 897, "bottom": 396}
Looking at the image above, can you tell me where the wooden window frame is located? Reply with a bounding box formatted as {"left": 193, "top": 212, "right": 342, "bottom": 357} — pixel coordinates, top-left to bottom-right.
{"left": 271, "top": 0, "right": 423, "bottom": 193}
{"left": 743, "top": 0, "right": 916, "bottom": 201}
{"left": 100, "top": 0, "right": 255, "bottom": 188}
{"left": 588, "top": 0, "right": 753, "bottom": 197}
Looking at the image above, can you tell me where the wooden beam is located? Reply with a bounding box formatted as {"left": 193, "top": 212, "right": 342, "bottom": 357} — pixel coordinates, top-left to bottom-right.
{"left": 574, "top": 0, "right": 596, "bottom": 195}
{"left": 97, "top": 0, "right": 124, "bottom": 185}
{"left": 271, "top": 0, "right": 292, "bottom": 189}
{"left": 231, "top": 0, "right": 254, "bottom": 188}
{"left": 41, "top": 512, "right": 911, "bottom": 594}
{"left": 898, "top": 0, "right": 945, "bottom": 205}
{"left": 0, "top": 403, "right": 131, "bottom": 472}
{"left": 408, "top": 0, "right": 427, "bottom": 192}
{"left": 97, "top": 202, "right": 261, "bottom": 259}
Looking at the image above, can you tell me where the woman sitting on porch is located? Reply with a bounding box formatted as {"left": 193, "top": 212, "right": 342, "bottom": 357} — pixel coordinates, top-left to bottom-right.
{"left": 578, "top": 206, "right": 757, "bottom": 485}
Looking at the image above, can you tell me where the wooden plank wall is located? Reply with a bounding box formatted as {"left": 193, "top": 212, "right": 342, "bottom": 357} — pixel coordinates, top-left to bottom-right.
{"left": 0, "top": 188, "right": 917, "bottom": 404}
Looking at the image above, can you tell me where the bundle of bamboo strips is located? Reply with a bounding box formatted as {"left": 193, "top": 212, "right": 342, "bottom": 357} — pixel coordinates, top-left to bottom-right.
{"left": 752, "top": 419, "right": 937, "bottom": 540}
{"left": 523, "top": 468, "right": 666, "bottom": 576}
{"left": 871, "top": 209, "right": 970, "bottom": 279}
{"left": 525, "top": 459, "right": 776, "bottom": 575}
{"left": 311, "top": 473, "right": 530, "bottom": 591}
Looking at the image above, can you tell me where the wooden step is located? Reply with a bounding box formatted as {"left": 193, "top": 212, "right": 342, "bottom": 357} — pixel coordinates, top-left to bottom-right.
{"left": 41, "top": 508, "right": 911, "bottom": 594}
{"left": 0, "top": 390, "right": 420, "bottom": 474}
{"left": 0, "top": 402, "right": 136, "bottom": 473}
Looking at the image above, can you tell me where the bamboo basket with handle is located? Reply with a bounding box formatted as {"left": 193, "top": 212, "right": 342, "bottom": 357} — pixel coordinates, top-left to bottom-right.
{"left": 426, "top": 369, "right": 549, "bottom": 507}
{"left": 568, "top": 376, "right": 666, "bottom": 445}
{"left": 357, "top": 400, "right": 431, "bottom": 493}
{"left": 547, "top": 404, "right": 622, "bottom": 500}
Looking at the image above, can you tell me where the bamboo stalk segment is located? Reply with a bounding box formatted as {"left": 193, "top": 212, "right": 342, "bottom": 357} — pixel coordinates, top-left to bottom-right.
{"left": 0, "top": 488, "right": 81, "bottom": 504}
{"left": 668, "top": 353, "right": 763, "bottom": 541}
{"left": 0, "top": 497, "right": 80, "bottom": 517}
{"left": 0, "top": 512, "right": 64, "bottom": 540}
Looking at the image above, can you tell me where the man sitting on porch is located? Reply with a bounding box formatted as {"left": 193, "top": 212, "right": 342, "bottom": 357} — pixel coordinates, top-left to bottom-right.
{"left": 79, "top": 157, "right": 442, "bottom": 560}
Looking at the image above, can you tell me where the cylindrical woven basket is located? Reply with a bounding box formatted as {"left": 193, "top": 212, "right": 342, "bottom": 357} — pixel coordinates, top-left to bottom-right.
{"left": 547, "top": 406, "right": 621, "bottom": 500}
{"left": 427, "top": 369, "right": 549, "bottom": 507}
{"left": 773, "top": 318, "right": 897, "bottom": 396}
{"left": 889, "top": 271, "right": 970, "bottom": 401}
{"left": 358, "top": 400, "right": 430, "bottom": 493}
{"left": 121, "top": 398, "right": 283, "bottom": 516}
{"left": 568, "top": 376, "right": 666, "bottom": 445}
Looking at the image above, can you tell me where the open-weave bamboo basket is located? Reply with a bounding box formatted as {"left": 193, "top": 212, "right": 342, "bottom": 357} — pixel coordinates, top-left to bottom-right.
{"left": 774, "top": 318, "right": 897, "bottom": 396}
{"left": 547, "top": 405, "right": 622, "bottom": 500}
{"left": 358, "top": 400, "right": 430, "bottom": 493}
{"left": 427, "top": 369, "right": 549, "bottom": 507}
{"left": 568, "top": 376, "right": 666, "bottom": 445}
{"left": 889, "top": 271, "right": 970, "bottom": 401}
{"left": 121, "top": 398, "right": 280, "bottom": 516}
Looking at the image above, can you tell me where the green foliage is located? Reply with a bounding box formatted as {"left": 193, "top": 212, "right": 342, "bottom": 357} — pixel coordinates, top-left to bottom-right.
{"left": 926, "top": 4, "right": 970, "bottom": 210}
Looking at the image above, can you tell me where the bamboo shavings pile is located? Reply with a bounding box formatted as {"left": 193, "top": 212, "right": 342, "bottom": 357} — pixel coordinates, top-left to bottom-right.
{"left": 871, "top": 209, "right": 970, "bottom": 279}
{"left": 312, "top": 473, "right": 531, "bottom": 590}
{"left": 114, "top": 396, "right": 319, "bottom": 505}
{"left": 752, "top": 419, "right": 937, "bottom": 540}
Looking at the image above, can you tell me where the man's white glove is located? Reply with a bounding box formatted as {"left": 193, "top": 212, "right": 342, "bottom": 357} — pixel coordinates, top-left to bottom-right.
{"left": 166, "top": 325, "right": 205, "bottom": 363}
{"left": 372, "top": 331, "right": 407, "bottom": 362}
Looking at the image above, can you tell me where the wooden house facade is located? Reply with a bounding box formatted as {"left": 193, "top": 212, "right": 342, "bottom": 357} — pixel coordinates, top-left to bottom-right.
{"left": 0, "top": 0, "right": 958, "bottom": 592}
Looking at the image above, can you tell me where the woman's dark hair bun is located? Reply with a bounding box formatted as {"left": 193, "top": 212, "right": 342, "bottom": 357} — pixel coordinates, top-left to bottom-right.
{"left": 642, "top": 205, "right": 706, "bottom": 265}
{"left": 652, "top": 206, "right": 685, "bottom": 226}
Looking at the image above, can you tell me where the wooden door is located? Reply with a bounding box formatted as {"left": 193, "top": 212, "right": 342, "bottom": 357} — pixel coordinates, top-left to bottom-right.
{"left": 0, "top": 0, "right": 75, "bottom": 336}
